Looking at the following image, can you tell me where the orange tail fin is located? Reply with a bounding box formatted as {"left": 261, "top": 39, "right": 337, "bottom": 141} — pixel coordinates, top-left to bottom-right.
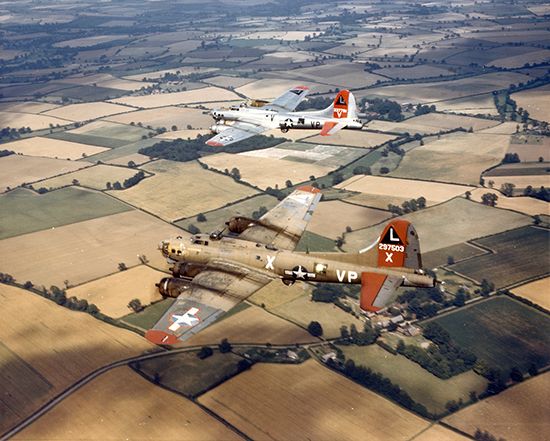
{"left": 332, "top": 90, "right": 350, "bottom": 119}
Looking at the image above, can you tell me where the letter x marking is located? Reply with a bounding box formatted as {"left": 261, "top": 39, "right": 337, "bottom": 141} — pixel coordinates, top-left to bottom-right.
{"left": 265, "top": 255, "right": 276, "bottom": 270}
{"left": 385, "top": 252, "right": 393, "bottom": 263}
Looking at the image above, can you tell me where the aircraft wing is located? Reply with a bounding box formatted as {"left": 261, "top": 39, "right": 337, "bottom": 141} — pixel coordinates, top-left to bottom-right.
{"left": 206, "top": 122, "right": 267, "bottom": 147}
{"left": 146, "top": 264, "right": 274, "bottom": 345}
{"left": 264, "top": 86, "right": 310, "bottom": 112}
{"left": 238, "top": 185, "right": 322, "bottom": 251}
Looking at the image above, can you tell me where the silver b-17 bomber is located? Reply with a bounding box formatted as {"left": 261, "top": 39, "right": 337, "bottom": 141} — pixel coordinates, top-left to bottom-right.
{"left": 147, "top": 186, "right": 435, "bottom": 345}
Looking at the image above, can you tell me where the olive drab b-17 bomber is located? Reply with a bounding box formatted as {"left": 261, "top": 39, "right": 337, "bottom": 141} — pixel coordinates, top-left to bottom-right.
{"left": 206, "top": 87, "right": 364, "bottom": 147}
{"left": 146, "top": 186, "right": 436, "bottom": 345}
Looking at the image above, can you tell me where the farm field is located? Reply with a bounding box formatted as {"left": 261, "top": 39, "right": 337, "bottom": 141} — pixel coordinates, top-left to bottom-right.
{"left": 372, "top": 65, "right": 455, "bottom": 80}
{"left": 450, "top": 226, "right": 550, "bottom": 288}
{"left": 14, "top": 366, "right": 241, "bottom": 441}
{"left": 201, "top": 152, "right": 332, "bottom": 190}
{"left": 512, "top": 277, "right": 550, "bottom": 310}
{"left": 469, "top": 189, "right": 548, "bottom": 216}
{"left": 67, "top": 265, "right": 167, "bottom": 318}
{"left": 175, "top": 193, "right": 278, "bottom": 231}
{"left": 183, "top": 304, "right": 316, "bottom": 347}
{"left": 0, "top": 111, "right": 70, "bottom": 130}
{"left": 390, "top": 132, "right": 511, "bottom": 185}
{"left": 0, "top": 187, "right": 131, "bottom": 239}
{"left": 336, "top": 175, "right": 471, "bottom": 204}
{"left": 414, "top": 425, "right": 470, "bottom": 441}
{"left": 248, "top": 279, "right": 311, "bottom": 310}
{"left": 37, "top": 164, "right": 140, "bottom": 190}
{"left": 64, "top": 119, "right": 150, "bottom": 143}
{"left": 0, "top": 101, "right": 60, "bottom": 114}
{"left": 235, "top": 78, "right": 324, "bottom": 100}
{"left": 422, "top": 242, "right": 487, "bottom": 269}
{"left": 109, "top": 160, "right": 259, "bottom": 221}
{"left": 511, "top": 84, "right": 550, "bottom": 123}
{"left": 153, "top": 129, "right": 207, "bottom": 140}
{"left": 0, "top": 155, "right": 88, "bottom": 192}
{"left": 444, "top": 372, "right": 550, "bottom": 441}
{"left": 368, "top": 114, "right": 500, "bottom": 135}
{"left": 303, "top": 130, "right": 396, "bottom": 148}
{"left": 507, "top": 134, "right": 550, "bottom": 161}
{"left": 434, "top": 93, "right": 499, "bottom": 116}
{"left": 427, "top": 296, "right": 550, "bottom": 374}
{"left": 110, "top": 86, "right": 239, "bottom": 108}
{"left": 123, "top": 66, "right": 218, "bottom": 81}
{"left": 1, "top": 136, "right": 108, "bottom": 160}
{"left": 343, "top": 197, "right": 531, "bottom": 254}
{"left": 0, "top": 284, "right": 153, "bottom": 435}
{"left": 482, "top": 175, "right": 549, "bottom": 191}
{"left": 105, "top": 106, "right": 212, "bottom": 129}
{"left": 42, "top": 102, "right": 130, "bottom": 122}
{"left": 58, "top": 72, "right": 154, "bottom": 91}
{"left": 339, "top": 344, "right": 487, "bottom": 415}
{"left": 133, "top": 350, "right": 245, "bottom": 398}
{"left": 0, "top": 210, "right": 183, "bottom": 288}
{"left": 345, "top": 192, "right": 412, "bottom": 210}
{"left": 368, "top": 72, "right": 528, "bottom": 104}
{"left": 307, "top": 200, "right": 390, "bottom": 239}
{"left": 198, "top": 359, "right": 431, "bottom": 441}
{"left": 273, "top": 293, "right": 365, "bottom": 339}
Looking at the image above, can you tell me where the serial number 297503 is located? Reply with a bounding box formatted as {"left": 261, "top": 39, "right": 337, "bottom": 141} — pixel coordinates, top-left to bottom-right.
{"left": 379, "top": 243, "right": 404, "bottom": 252}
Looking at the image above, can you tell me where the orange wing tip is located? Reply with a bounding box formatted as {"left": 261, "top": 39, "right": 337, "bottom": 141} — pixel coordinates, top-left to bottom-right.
{"left": 206, "top": 140, "right": 224, "bottom": 147}
{"left": 294, "top": 85, "right": 309, "bottom": 90}
{"left": 297, "top": 185, "right": 321, "bottom": 194}
{"left": 145, "top": 330, "right": 178, "bottom": 345}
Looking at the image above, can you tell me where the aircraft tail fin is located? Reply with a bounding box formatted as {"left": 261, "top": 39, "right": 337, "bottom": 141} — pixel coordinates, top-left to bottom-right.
{"left": 358, "top": 220, "right": 423, "bottom": 312}
{"left": 320, "top": 89, "right": 358, "bottom": 119}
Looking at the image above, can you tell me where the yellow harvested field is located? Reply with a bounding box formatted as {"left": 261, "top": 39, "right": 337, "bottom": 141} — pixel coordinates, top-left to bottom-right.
{"left": 111, "top": 87, "right": 239, "bottom": 108}
{"left": 0, "top": 210, "right": 184, "bottom": 287}
{"left": 472, "top": 189, "right": 549, "bottom": 216}
{"left": 367, "top": 115, "right": 499, "bottom": 135}
{"left": 202, "top": 153, "right": 332, "bottom": 190}
{"left": 109, "top": 160, "right": 258, "bottom": 221}
{"left": 155, "top": 128, "right": 207, "bottom": 140}
{"left": 43, "top": 102, "right": 130, "bottom": 122}
{"left": 199, "top": 360, "right": 430, "bottom": 441}
{"left": 0, "top": 111, "right": 70, "bottom": 130}
{"left": 444, "top": 372, "right": 550, "bottom": 441}
{"left": 512, "top": 84, "right": 550, "bottom": 123}
{"left": 0, "top": 101, "right": 60, "bottom": 113}
{"left": 106, "top": 106, "right": 211, "bottom": 128}
{"left": 67, "top": 265, "right": 167, "bottom": 318}
{"left": 413, "top": 425, "right": 470, "bottom": 441}
{"left": 478, "top": 121, "right": 519, "bottom": 135}
{"left": 59, "top": 73, "right": 154, "bottom": 91}
{"left": 512, "top": 277, "right": 550, "bottom": 310}
{"left": 435, "top": 94, "right": 499, "bottom": 116}
{"left": 490, "top": 49, "right": 550, "bottom": 68}
{"left": 15, "top": 367, "right": 240, "bottom": 441}
{"left": 204, "top": 75, "right": 255, "bottom": 88}
{"left": 391, "top": 132, "right": 510, "bottom": 185}
{"left": 184, "top": 304, "right": 316, "bottom": 347}
{"left": 123, "top": 66, "right": 218, "bottom": 81}
{"left": 0, "top": 155, "right": 87, "bottom": 191}
{"left": 53, "top": 34, "right": 127, "bottom": 48}
{"left": 106, "top": 152, "right": 151, "bottom": 166}
{"left": 482, "top": 174, "right": 550, "bottom": 190}
{"left": 304, "top": 130, "right": 396, "bottom": 148}
{"left": 308, "top": 200, "right": 391, "bottom": 239}
{"left": 0, "top": 284, "right": 153, "bottom": 435}
{"left": 1, "top": 136, "right": 108, "bottom": 160}
{"left": 337, "top": 175, "right": 471, "bottom": 203}
{"left": 37, "top": 164, "right": 141, "bottom": 190}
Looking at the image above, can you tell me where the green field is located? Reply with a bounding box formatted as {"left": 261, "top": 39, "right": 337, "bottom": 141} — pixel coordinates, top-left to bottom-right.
{"left": 450, "top": 226, "right": 549, "bottom": 288}
{"left": 48, "top": 123, "right": 150, "bottom": 148}
{"left": 423, "top": 242, "right": 487, "bottom": 269}
{"left": 0, "top": 187, "right": 132, "bottom": 239}
{"left": 340, "top": 344, "right": 488, "bottom": 415}
{"left": 175, "top": 193, "right": 279, "bottom": 231}
{"left": 47, "top": 131, "right": 129, "bottom": 148}
{"left": 121, "top": 298, "right": 175, "bottom": 330}
{"left": 427, "top": 296, "right": 550, "bottom": 374}
{"left": 295, "top": 230, "right": 337, "bottom": 252}
{"left": 82, "top": 138, "right": 158, "bottom": 163}
{"left": 343, "top": 198, "right": 531, "bottom": 254}
{"left": 132, "top": 350, "right": 245, "bottom": 398}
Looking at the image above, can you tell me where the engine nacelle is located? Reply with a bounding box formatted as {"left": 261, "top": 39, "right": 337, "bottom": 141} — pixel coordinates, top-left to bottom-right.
{"left": 156, "top": 277, "right": 192, "bottom": 298}
{"left": 226, "top": 216, "right": 257, "bottom": 234}
{"left": 210, "top": 124, "right": 230, "bottom": 134}
{"left": 172, "top": 262, "right": 206, "bottom": 278}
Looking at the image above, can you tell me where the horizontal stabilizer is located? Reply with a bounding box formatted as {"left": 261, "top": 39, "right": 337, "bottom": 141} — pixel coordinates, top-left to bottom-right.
{"left": 360, "top": 272, "right": 402, "bottom": 312}
{"left": 320, "top": 121, "right": 346, "bottom": 136}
